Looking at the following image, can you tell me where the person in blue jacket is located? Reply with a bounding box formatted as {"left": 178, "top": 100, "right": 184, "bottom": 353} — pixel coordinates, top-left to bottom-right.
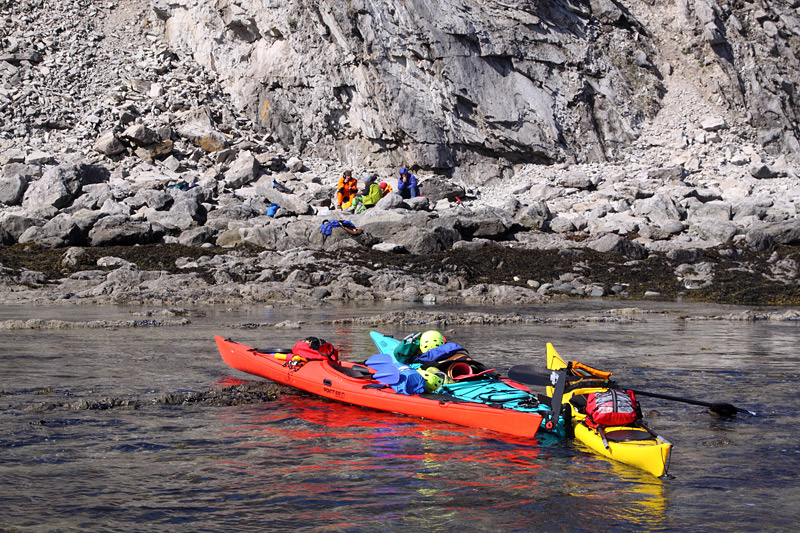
{"left": 397, "top": 167, "right": 420, "bottom": 199}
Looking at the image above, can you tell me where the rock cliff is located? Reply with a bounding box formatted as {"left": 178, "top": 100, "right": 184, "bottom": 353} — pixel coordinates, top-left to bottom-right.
{"left": 153, "top": 0, "right": 800, "bottom": 184}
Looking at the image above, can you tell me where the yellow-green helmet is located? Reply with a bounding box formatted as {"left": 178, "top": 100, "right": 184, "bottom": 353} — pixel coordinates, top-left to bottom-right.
{"left": 419, "top": 330, "right": 445, "bottom": 353}
{"left": 417, "top": 367, "right": 445, "bottom": 392}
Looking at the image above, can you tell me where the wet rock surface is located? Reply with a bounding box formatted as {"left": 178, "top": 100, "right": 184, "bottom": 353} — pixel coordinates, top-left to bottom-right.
{"left": 18, "top": 382, "right": 285, "bottom": 413}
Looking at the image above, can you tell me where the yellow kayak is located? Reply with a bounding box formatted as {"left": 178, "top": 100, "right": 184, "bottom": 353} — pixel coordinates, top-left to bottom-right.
{"left": 545, "top": 343, "right": 672, "bottom": 478}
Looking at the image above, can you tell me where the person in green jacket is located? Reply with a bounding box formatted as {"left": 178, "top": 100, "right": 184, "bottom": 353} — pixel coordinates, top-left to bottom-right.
{"left": 349, "top": 174, "right": 382, "bottom": 213}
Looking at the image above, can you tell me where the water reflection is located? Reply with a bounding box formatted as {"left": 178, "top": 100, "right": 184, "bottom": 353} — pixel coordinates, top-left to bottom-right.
{"left": 2, "top": 301, "right": 799, "bottom": 531}
{"left": 211, "top": 390, "right": 669, "bottom": 532}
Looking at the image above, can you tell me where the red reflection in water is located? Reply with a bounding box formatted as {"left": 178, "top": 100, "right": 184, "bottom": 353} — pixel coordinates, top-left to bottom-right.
{"left": 211, "top": 377, "right": 666, "bottom": 527}
{"left": 214, "top": 377, "right": 545, "bottom": 486}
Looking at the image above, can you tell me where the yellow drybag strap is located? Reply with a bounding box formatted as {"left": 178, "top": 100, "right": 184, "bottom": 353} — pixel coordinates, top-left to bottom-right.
{"left": 570, "top": 361, "right": 613, "bottom": 380}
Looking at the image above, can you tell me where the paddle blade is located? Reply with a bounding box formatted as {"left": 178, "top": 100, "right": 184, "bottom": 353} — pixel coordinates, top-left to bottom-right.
{"left": 508, "top": 365, "right": 552, "bottom": 387}
{"left": 366, "top": 353, "right": 397, "bottom": 367}
{"left": 372, "top": 365, "right": 400, "bottom": 385}
{"left": 365, "top": 354, "right": 401, "bottom": 385}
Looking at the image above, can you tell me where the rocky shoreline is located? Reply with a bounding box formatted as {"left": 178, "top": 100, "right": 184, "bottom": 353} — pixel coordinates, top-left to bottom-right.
{"left": 2, "top": 1, "right": 800, "bottom": 308}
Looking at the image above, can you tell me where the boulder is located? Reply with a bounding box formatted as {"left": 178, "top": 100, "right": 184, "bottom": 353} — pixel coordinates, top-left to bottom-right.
{"left": 17, "top": 214, "right": 89, "bottom": 248}
{"left": 745, "top": 230, "right": 774, "bottom": 251}
{"left": 419, "top": 176, "right": 466, "bottom": 202}
{"left": 88, "top": 215, "right": 162, "bottom": 246}
{"left": 93, "top": 130, "right": 127, "bottom": 156}
{"left": 514, "top": 200, "right": 551, "bottom": 230}
{"left": 22, "top": 164, "right": 83, "bottom": 211}
{"left": 127, "top": 189, "right": 174, "bottom": 211}
{"left": 633, "top": 194, "right": 686, "bottom": 226}
{"left": 694, "top": 219, "right": 739, "bottom": 245}
{"left": 174, "top": 106, "right": 229, "bottom": 152}
{"left": 587, "top": 234, "right": 648, "bottom": 259}
{"left": 0, "top": 176, "right": 28, "bottom": 205}
{"left": 0, "top": 214, "right": 46, "bottom": 241}
{"left": 178, "top": 226, "right": 215, "bottom": 246}
{"left": 121, "top": 124, "right": 162, "bottom": 147}
{"left": 749, "top": 162, "right": 778, "bottom": 179}
{"left": 224, "top": 150, "right": 260, "bottom": 189}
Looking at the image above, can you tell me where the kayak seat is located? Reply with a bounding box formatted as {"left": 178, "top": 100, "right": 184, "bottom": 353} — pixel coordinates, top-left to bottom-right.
{"left": 570, "top": 394, "right": 588, "bottom": 414}
{"left": 603, "top": 429, "right": 654, "bottom": 442}
{"left": 331, "top": 362, "right": 374, "bottom": 379}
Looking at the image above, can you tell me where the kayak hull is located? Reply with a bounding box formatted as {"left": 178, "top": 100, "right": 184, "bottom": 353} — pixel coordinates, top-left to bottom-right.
{"left": 216, "top": 336, "right": 543, "bottom": 438}
{"left": 547, "top": 343, "right": 672, "bottom": 477}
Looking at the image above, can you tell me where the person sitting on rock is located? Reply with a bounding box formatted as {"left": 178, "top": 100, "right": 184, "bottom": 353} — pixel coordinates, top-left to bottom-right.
{"left": 397, "top": 167, "right": 420, "bottom": 199}
{"left": 336, "top": 170, "right": 359, "bottom": 209}
{"left": 379, "top": 181, "right": 393, "bottom": 197}
{"left": 349, "top": 174, "right": 383, "bottom": 213}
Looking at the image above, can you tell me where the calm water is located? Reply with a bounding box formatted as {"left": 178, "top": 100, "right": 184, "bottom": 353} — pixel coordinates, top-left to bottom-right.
{"left": 1, "top": 301, "right": 798, "bottom": 532}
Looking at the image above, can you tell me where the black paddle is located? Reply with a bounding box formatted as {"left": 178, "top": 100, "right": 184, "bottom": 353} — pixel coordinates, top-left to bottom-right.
{"left": 507, "top": 364, "right": 757, "bottom": 417}
{"left": 629, "top": 389, "right": 757, "bottom": 417}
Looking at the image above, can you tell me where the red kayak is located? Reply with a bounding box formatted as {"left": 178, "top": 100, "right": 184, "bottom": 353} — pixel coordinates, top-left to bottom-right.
{"left": 215, "top": 336, "right": 543, "bottom": 438}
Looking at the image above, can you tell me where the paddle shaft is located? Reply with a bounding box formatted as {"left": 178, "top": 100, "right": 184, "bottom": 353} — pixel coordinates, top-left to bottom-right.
{"left": 630, "top": 389, "right": 755, "bottom": 416}
{"left": 507, "top": 365, "right": 756, "bottom": 416}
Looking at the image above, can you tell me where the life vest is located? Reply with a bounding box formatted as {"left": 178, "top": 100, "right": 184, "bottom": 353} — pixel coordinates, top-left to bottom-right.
{"left": 291, "top": 337, "right": 339, "bottom": 361}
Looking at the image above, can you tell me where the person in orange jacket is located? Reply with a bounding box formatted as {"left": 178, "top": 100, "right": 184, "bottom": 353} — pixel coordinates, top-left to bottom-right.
{"left": 337, "top": 170, "right": 359, "bottom": 209}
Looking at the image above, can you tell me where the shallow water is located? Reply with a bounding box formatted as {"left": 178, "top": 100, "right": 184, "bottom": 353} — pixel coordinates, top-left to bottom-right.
{"left": 1, "top": 301, "right": 798, "bottom": 532}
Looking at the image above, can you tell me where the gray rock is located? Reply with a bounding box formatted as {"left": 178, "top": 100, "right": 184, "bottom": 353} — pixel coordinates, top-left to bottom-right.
{"left": 587, "top": 234, "right": 648, "bottom": 259}
{"left": 3, "top": 162, "right": 41, "bottom": 179}
{"left": 174, "top": 106, "right": 229, "bottom": 153}
{"left": 0, "top": 176, "right": 28, "bottom": 205}
{"left": 93, "top": 130, "right": 127, "bottom": 156}
{"left": 61, "top": 247, "right": 87, "bottom": 268}
{"left": 700, "top": 116, "right": 728, "bottom": 132}
{"left": 637, "top": 224, "right": 670, "bottom": 241}
{"left": 549, "top": 216, "right": 576, "bottom": 233}
{"left": 372, "top": 242, "right": 406, "bottom": 253}
{"left": 127, "top": 189, "right": 174, "bottom": 211}
{"left": 688, "top": 200, "right": 732, "bottom": 221}
{"left": 764, "top": 219, "right": 800, "bottom": 245}
{"left": 99, "top": 199, "right": 131, "bottom": 217}
{"left": 646, "top": 166, "right": 685, "bottom": 180}
{"left": 634, "top": 194, "right": 686, "bottom": 226}
{"left": 375, "top": 192, "right": 406, "bottom": 210}
{"left": 559, "top": 170, "right": 593, "bottom": 190}
{"left": 749, "top": 162, "right": 777, "bottom": 179}
{"left": 694, "top": 219, "right": 739, "bottom": 245}
{"left": 0, "top": 214, "right": 46, "bottom": 241}
{"left": 178, "top": 226, "right": 215, "bottom": 246}
{"left": 745, "top": 230, "right": 774, "bottom": 251}
{"left": 17, "top": 214, "right": 88, "bottom": 248}
{"left": 148, "top": 197, "right": 206, "bottom": 233}
{"left": 256, "top": 183, "right": 312, "bottom": 216}
{"left": 419, "top": 176, "right": 466, "bottom": 202}
{"left": 666, "top": 248, "right": 702, "bottom": 263}
{"left": 406, "top": 196, "right": 431, "bottom": 211}
{"left": 514, "top": 200, "right": 551, "bottom": 230}
{"left": 121, "top": 124, "right": 161, "bottom": 147}
{"left": 224, "top": 150, "right": 260, "bottom": 189}
{"left": 0, "top": 149, "right": 26, "bottom": 166}
{"left": 88, "top": 215, "right": 162, "bottom": 246}
{"left": 661, "top": 220, "right": 687, "bottom": 234}
{"left": 22, "top": 164, "right": 83, "bottom": 211}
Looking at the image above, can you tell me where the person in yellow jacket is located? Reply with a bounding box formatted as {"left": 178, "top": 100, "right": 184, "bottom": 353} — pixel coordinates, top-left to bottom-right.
{"left": 337, "top": 170, "right": 359, "bottom": 209}
{"left": 379, "top": 181, "right": 393, "bottom": 196}
{"left": 349, "top": 174, "right": 382, "bottom": 213}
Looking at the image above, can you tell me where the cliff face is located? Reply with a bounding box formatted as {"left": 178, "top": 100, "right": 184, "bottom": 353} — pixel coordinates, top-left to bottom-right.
{"left": 153, "top": 0, "right": 800, "bottom": 184}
